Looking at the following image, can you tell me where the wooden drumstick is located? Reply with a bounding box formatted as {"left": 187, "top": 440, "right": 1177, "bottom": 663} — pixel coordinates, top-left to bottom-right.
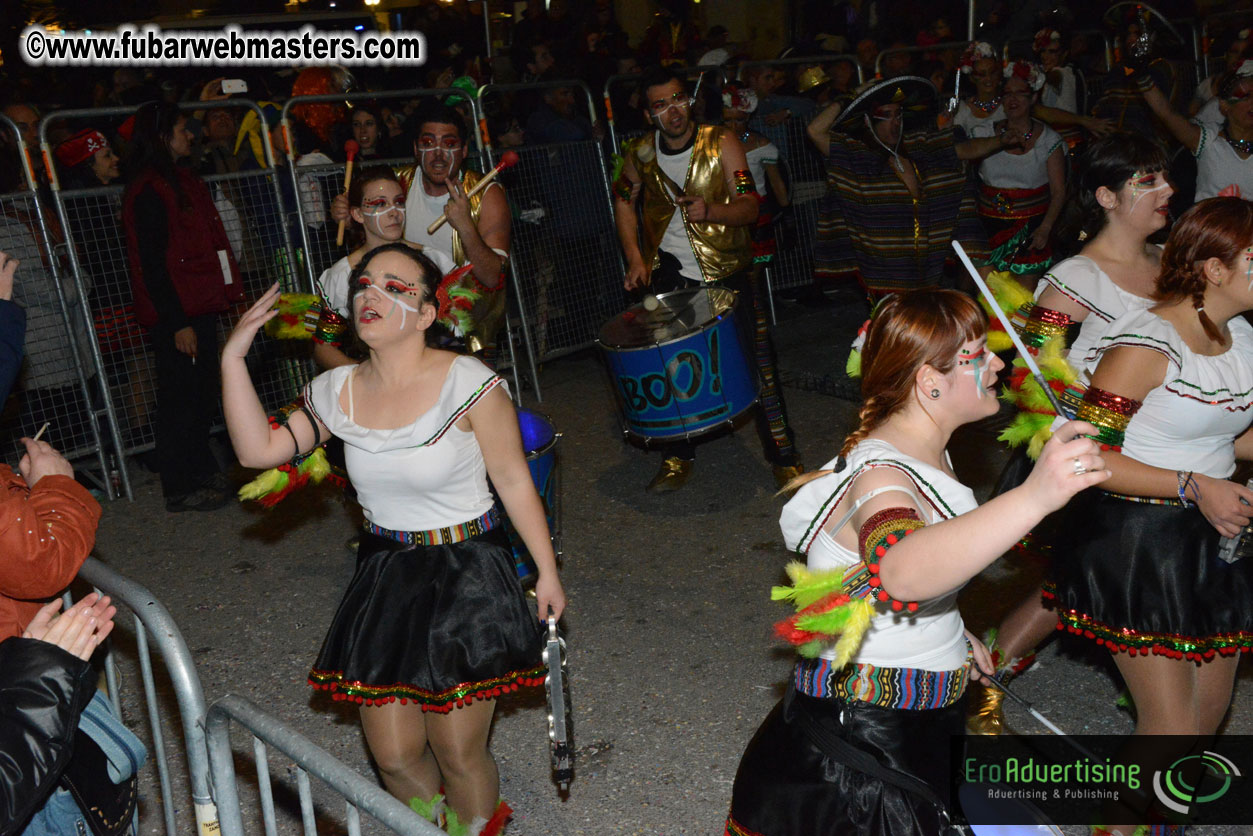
{"left": 427, "top": 150, "right": 520, "bottom": 236}
{"left": 336, "top": 139, "right": 360, "bottom": 247}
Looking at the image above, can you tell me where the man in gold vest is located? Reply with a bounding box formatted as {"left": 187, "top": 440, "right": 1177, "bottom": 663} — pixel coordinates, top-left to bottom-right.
{"left": 331, "top": 103, "right": 510, "bottom": 356}
{"left": 614, "top": 66, "right": 803, "bottom": 493}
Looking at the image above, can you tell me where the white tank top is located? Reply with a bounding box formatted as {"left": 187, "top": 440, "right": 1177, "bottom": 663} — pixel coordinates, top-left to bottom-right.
{"left": 404, "top": 177, "right": 457, "bottom": 256}
{"left": 655, "top": 133, "right": 703, "bottom": 281}
{"left": 778, "top": 439, "right": 978, "bottom": 672}
{"left": 1194, "top": 125, "right": 1253, "bottom": 202}
{"left": 303, "top": 356, "right": 506, "bottom": 531}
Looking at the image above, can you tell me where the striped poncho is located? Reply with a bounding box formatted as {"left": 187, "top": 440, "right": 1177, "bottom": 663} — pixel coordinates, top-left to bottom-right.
{"left": 813, "top": 128, "right": 988, "bottom": 295}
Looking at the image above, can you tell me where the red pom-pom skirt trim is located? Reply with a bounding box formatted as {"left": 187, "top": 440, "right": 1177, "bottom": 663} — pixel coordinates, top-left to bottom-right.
{"left": 308, "top": 665, "right": 546, "bottom": 712}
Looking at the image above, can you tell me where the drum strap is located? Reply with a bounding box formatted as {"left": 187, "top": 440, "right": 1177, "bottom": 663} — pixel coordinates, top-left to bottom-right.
{"left": 783, "top": 684, "right": 967, "bottom": 835}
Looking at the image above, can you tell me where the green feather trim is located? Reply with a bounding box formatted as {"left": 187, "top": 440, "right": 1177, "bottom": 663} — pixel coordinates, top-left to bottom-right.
{"left": 237, "top": 467, "right": 289, "bottom": 502}
{"left": 772, "top": 562, "right": 848, "bottom": 609}
{"left": 610, "top": 153, "right": 624, "bottom": 183}
{"left": 408, "top": 793, "right": 445, "bottom": 824}
{"left": 997, "top": 411, "right": 1055, "bottom": 459}
{"left": 846, "top": 348, "right": 862, "bottom": 378}
{"left": 798, "top": 598, "right": 874, "bottom": 663}
{"left": 296, "top": 445, "right": 332, "bottom": 482}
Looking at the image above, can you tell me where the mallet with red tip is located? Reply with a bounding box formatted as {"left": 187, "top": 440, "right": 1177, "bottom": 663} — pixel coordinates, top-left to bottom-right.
{"left": 336, "top": 139, "right": 360, "bottom": 246}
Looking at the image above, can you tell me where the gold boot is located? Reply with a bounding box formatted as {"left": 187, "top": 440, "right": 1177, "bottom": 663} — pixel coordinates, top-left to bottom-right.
{"left": 966, "top": 681, "right": 1007, "bottom": 735}
{"left": 646, "top": 456, "right": 693, "bottom": 493}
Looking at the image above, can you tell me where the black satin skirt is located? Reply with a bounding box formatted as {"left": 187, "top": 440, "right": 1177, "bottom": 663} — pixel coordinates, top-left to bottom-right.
{"left": 1048, "top": 490, "right": 1253, "bottom": 658}
{"left": 308, "top": 527, "right": 545, "bottom": 711}
{"left": 725, "top": 692, "right": 966, "bottom": 836}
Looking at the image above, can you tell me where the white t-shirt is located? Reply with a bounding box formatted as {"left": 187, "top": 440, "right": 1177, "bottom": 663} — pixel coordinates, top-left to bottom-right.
{"left": 317, "top": 247, "right": 457, "bottom": 319}
{"left": 973, "top": 121, "right": 1066, "bottom": 190}
{"left": 402, "top": 173, "right": 503, "bottom": 258}
{"left": 303, "top": 355, "right": 507, "bottom": 531}
{"left": 1195, "top": 125, "right": 1253, "bottom": 202}
{"left": 655, "top": 134, "right": 703, "bottom": 280}
{"left": 1084, "top": 309, "right": 1253, "bottom": 479}
{"left": 778, "top": 439, "right": 977, "bottom": 672}
{"left": 745, "top": 140, "right": 779, "bottom": 198}
{"left": 1036, "top": 254, "right": 1154, "bottom": 365}
{"left": 953, "top": 100, "right": 1004, "bottom": 138}
{"left": 1040, "top": 66, "right": 1077, "bottom": 113}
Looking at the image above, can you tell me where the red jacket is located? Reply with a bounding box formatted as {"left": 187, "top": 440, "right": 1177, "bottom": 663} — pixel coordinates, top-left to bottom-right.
{"left": 121, "top": 167, "right": 243, "bottom": 328}
{"left": 0, "top": 467, "right": 101, "bottom": 641}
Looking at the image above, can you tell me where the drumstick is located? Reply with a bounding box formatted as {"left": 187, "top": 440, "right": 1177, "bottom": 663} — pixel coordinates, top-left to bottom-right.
{"left": 426, "top": 150, "right": 520, "bottom": 236}
{"left": 336, "top": 139, "right": 360, "bottom": 247}
{"left": 952, "top": 241, "right": 1072, "bottom": 419}
{"left": 31, "top": 422, "right": 49, "bottom": 442}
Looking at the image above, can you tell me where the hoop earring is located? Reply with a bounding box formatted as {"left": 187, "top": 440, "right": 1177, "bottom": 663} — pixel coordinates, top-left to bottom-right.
{"left": 930, "top": 389, "right": 941, "bottom": 399}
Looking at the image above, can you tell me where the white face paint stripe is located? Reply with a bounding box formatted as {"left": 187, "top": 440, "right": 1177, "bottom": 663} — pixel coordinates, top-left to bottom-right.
{"left": 1127, "top": 173, "right": 1170, "bottom": 214}
{"left": 358, "top": 283, "right": 423, "bottom": 331}
{"left": 1245, "top": 247, "right": 1253, "bottom": 292}
{"left": 958, "top": 348, "right": 988, "bottom": 399}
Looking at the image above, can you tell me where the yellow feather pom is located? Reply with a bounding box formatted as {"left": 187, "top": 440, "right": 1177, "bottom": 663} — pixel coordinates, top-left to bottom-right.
{"left": 237, "top": 467, "right": 289, "bottom": 502}
{"left": 827, "top": 598, "right": 874, "bottom": 668}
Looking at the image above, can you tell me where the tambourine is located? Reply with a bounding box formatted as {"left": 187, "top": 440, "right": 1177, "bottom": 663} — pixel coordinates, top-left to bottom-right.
{"left": 543, "top": 615, "right": 574, "bottom": 791}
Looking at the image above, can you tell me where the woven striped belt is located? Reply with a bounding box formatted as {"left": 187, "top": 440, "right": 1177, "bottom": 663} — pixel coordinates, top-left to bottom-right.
{"left": 365, "top": 507, "right": 500, "bottom": 546}
{"left": 793, "top": 652, "right": 971, "bottom": 711}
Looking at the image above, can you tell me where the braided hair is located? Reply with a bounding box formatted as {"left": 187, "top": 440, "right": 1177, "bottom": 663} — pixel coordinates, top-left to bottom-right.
{"left": 780, "top": 290, "right": 987, "bottom": 493}
{"left": 1155, "top": 197, "right": 1253, "bottom": 343}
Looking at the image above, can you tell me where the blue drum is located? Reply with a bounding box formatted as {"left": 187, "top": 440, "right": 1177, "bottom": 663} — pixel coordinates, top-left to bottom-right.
{"left": 506, "top": 408, "right": 560, "bottom": 588}
{"left": 597, "top": 287, "right": 760, "bottom": 442}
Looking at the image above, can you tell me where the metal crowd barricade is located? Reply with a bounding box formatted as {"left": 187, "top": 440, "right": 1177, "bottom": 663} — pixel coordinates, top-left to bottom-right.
{"left": 71, "top": 556, "right": 218, "bottom": 836}
{"left": 1200, "top": 9, "right": 1253, "bottom": 78}
{"left": 0, "top": 114, "right": 113, "bottom": 493}
{"left": 738, "top": 53, "right": 865, "bottom": 87}
{"left": 206, "top": 694, "right": 444, "bottom": 836}
{"left": 280, "top": 88, "right": 540, "bottom": 401}
{"left": 873, "top": 40, "right": 970, "bottom": 79}
{"left": 39, "top": 100, "right": 306, "bottom": 500}
{"left": 479, "top": 79, "right": 625, "bottom": 362}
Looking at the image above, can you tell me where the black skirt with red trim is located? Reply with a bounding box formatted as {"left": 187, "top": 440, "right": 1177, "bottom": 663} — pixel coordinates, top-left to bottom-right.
{"left": 724, "top": 693, "right": 964, "bottom": 836}
{"left": 1046, "top": 490, "right": 1253, "bottom": 661}
{"left": 308, "top": 527, "right": 545, "bottom": 711}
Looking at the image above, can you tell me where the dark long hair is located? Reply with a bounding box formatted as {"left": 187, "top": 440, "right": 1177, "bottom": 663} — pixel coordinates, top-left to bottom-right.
{"left": 1155, "top": 197, "right": 1253, "bottom": 342}
{"left": 124, "top": 101, "right": 188, "bottom": 207}
{"left": 345, "top": 165, "right": 402, "bottom": 249}
{"left": 1066, "top": 132, "right": 1168, "bottom": 243}
{"left": 347, "top": 243, "right": 445, "bottom": 347}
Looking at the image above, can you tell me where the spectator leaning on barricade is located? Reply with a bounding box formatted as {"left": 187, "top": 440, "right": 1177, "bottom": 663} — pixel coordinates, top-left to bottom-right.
{"left": 330, "top": 103, "right": 511, "bottom": 359}
{"left": 121, "top": 102, "right": 243, "bottom": 513}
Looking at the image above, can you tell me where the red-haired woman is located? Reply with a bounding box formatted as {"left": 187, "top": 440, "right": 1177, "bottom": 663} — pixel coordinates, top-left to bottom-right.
{"left": 1049, "top": 197, "right": 1253, "bottom": 760}
{"left": 724, "top": 290, "right": 1108, "bottom": 836}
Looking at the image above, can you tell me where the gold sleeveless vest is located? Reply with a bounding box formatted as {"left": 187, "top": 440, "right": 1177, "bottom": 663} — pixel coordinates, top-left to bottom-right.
{"left": 635, "top": 125, "right": 751, "bottom": 281}
{"left": 396, "top": 165, "right": 507, "bottom": 354}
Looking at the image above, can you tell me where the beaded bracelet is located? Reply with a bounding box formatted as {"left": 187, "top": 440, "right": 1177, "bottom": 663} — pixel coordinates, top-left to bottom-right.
{"left": 1177, "top": 470, "right": 1192, "bottom": 506}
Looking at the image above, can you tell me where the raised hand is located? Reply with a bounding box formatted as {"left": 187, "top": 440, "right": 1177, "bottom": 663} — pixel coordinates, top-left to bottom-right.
{"left": 222, "top": 283, "right": 281, "bottom": 361}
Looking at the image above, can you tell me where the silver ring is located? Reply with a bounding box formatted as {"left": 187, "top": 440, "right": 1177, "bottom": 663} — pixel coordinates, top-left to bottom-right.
{"left": 1072, "top": 457, "right": 1086, "bottom": 476}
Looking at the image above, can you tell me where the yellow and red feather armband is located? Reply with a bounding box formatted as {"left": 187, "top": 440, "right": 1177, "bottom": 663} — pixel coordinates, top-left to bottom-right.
{"left": 859, "top": 507, "right": 926, "bottom": 613}
{"left": 1076, "top": 386, "right": 1141, "bottom": 452}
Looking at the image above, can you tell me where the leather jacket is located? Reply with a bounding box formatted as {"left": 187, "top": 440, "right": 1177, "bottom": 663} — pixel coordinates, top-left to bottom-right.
{"left": 0, "top": 637, "right": 95, "bottom": 835}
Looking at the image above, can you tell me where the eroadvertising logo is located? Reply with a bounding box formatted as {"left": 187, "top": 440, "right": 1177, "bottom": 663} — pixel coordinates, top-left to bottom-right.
{"left": 1151, "top": 751, "right": 1241, "bottom": 815}
{"left": 958, "top": 736, "right": 1252, "bottom": 827}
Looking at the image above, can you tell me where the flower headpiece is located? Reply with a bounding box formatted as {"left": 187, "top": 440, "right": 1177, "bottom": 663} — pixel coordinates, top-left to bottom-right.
{"left": 1005, "top": 61, "right": 1046, "bottom": 91}
{"left": 1238, "top": 59, "right": 1253, "bottom": 78}
{"left": 1033, "top": 28, "right": 1062, "bottom": 54}
{"left": 960, "top": 41, "right": 997, "bottom": 74}
{"left": 721, "top": 83, "right": 759, "bottom": 114}
{"left": 54, "top": 129, "right": 108, "bottom": 168}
